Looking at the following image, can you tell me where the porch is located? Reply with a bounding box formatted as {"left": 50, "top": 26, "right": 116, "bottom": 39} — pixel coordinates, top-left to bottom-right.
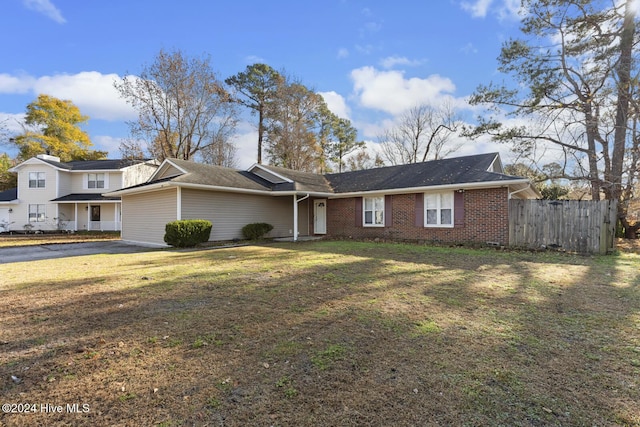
{"left": 52, "top": 195, "right": 122, "bottom": 232}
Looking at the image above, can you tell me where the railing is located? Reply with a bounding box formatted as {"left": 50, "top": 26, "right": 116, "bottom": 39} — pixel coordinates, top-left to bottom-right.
{"left": 89, "top": 221, "right": 121, "bottom": 231}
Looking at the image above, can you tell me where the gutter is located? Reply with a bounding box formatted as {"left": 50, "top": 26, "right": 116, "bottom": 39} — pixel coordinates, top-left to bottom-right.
{"left": 106, "top": 178, "right": 536, "bottom": 199}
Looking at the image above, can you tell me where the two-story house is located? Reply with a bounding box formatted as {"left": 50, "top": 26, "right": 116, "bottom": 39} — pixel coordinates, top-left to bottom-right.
{"left": 0, "top": 154, "right": 157, "bottom": 232}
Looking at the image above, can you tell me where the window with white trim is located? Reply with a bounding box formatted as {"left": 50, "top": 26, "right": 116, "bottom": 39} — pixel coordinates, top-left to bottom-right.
{"left": 424, "top": 192, "right": 454, "bottom": 227}
{"left": 364, "top": 196, "right": 384, "bottom": 226}
{"left": 28, "top": 172, "right": 45, "bottom": 188}
{"left": 88, "top": 173, "right": 105, "bottom": 189}
{"left": 28, "top": 204, "right": 46, "bottom": 222}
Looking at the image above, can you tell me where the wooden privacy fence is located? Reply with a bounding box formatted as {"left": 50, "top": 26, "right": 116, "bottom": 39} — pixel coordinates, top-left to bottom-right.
{"left": 509, "top": 199, "right": 617, "bottom": 255}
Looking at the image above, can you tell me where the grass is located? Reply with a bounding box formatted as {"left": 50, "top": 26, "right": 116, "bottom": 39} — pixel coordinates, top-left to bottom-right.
{"left": 0, "top": 239, "right": 639, "bottom": 426}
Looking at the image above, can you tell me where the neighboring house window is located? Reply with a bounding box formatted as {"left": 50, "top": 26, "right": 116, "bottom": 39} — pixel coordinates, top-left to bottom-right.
{"left": 29, "top": 204, "right": 46, "bottom": 222}
{"left": 28, "top": 172, "right": 45, "bottom": 188}
{"left": 424, "top": 192, "right": 454, "bottom": 227}
{"left": 88, "top": 173, "right": 105, "bottom": 189}
{"left": 364, "top": 196, "right": 384, "bottom": 226}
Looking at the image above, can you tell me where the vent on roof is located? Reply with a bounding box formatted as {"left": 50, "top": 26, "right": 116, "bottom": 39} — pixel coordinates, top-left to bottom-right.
{"left": 37, "top": 154, "right": 61, "bottom": 162}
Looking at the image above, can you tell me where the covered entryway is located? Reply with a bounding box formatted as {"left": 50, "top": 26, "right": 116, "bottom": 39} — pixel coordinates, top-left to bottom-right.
{"left": 314, "top": 199, "right": 327, "bottom": 234}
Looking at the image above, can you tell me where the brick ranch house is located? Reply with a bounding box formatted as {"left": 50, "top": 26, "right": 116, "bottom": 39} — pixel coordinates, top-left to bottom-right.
{"left": 105, "top": 153, "right": 539, "bottom": 247}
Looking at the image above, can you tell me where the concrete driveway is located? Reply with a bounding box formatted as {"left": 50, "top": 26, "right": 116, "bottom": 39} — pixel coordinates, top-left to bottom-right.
{"left": 0, "top": 241, "right": 151, "bottom": 264}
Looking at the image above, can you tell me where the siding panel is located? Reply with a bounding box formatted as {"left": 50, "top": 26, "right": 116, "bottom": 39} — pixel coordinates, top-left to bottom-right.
{"left": 122, "top": 189, "right": 177, "bottom": 245}
{"left": 181, "top": 189, "right": 308, "bottom": 241}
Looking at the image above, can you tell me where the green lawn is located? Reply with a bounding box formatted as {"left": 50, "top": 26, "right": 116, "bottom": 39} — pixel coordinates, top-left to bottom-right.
{"left": 0, "top": 240, "right": 638, "bottom": 426}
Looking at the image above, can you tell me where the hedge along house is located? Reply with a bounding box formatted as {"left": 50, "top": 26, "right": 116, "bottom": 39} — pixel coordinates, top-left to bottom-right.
{"left": 106, "top": 153, "right": 539, "bottom": 247}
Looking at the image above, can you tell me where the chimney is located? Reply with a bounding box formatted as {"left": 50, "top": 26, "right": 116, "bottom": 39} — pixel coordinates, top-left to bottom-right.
{"left": 36, "top": 154, "right": 61, "bottom": 162}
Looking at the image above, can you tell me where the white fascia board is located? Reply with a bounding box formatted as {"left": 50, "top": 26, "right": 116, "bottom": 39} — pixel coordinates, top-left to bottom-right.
{"left": 9, "top": 157, "right": 67, "bottom": 172}
{"left": 325, "top": 179, "right": 535, "bottom": 199}
{"left": 248, "top": 164, "right": 294, "bottom": 183}
{"left": 107, "top": 178, "right": 538, "bottom": 200}
{"left": 147, "top": 159, "right": 188, "bottom": 181}
{"left": 488, "top": 154, "right": 504, "bottom": 173}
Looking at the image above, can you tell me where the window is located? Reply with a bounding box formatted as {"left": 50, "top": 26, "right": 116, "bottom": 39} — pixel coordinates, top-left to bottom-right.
{"left": 364, "top": 196, "right": 384, "bottom": 226}
{"left": 424, "top": 192, "right": 454, "bottom": 227}
{"left": 29, "top": 204, "right": 46, "bottom": 222}
{"left": 88, "top": 173, "right": 105, "bottom": 189}
{"left": 28, "top": 172, "right": 45, "bottom": 188}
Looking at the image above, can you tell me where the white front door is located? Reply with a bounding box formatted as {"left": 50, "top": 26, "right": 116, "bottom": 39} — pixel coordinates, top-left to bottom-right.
{"left": 314, "top": 199, "right": 327, "bottom": 234}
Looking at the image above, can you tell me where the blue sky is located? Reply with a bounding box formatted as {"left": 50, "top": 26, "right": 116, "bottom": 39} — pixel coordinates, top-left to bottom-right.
{"left": 0, "top": 0, "right": 524, "bottom": 168}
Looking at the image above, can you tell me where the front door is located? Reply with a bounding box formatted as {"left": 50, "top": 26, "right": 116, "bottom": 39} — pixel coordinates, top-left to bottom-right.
{"left": 314, "top": 199, "right": 327, "bottom": 234}
{"left": 91, "top": 205, "right": 101, "bottom": 222}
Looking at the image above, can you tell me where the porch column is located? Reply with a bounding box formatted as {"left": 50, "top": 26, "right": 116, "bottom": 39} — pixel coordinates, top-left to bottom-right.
{"left": 293, "top": 195, "right": 298, "bottom": 242}
{"left": 87, "top": 204, "right": 91, "bottom": 230}
{"left": 115, "top": 204, "right": 119, "bottom": 231}
{"left": 74, "top": 203, "right": 78, "bottom": 231}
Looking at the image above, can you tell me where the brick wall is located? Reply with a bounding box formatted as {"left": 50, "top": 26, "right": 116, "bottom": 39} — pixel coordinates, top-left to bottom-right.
{"left": 323, "top": 188, "right": 510, "bottom": 245}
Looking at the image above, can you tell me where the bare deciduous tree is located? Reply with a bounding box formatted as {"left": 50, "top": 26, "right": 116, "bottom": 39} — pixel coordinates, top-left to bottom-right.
{"left": 115, "top": 49, "right": 238, "bottom": 165}
{"left": 379, "top": 103, "right": 460, "bottom": 165}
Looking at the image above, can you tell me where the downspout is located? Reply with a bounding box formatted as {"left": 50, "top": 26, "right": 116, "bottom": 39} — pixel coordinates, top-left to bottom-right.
{"left": 293, "top": 194, "right": 310, "bottom": 242}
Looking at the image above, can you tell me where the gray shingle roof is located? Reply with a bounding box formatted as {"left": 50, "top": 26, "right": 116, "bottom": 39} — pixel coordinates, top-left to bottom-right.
{"left": 164, "top": 159, "right": 273, "bottom": 191}
{"left": 324, "top": 153, "right": 521, "bottom": 192}
{"left": 117, "top": 153, "right": 529, "bottom": 196}
{"left": 0, "top": 188, "right": 17, "bottom": 202}
{"left": 40, "top": 158, "right": 151, "bottom": 171}
{"left": 51, "top": 193, "right": 120, "bottom": 202}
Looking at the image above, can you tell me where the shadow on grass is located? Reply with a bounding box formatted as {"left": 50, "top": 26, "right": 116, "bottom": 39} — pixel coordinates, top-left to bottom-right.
{"left": 0, "top": 241, "right": 638, "bottom": 426}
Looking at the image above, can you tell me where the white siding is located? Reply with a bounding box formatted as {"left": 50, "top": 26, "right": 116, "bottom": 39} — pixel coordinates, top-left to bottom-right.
{"left": 70, "top": 171, "right": 117, "bottom": 193}
{"left": 121, "top": 189, "right": 177, "bottom": 245}
{"left": 181, "top": 189, "right": 309, "bottom": 241}
{"left": 15, "top": 164, "right": 59, "bottom": 231}
{"left": 58, "top": 171, "right": 72, "bottom": 197}
{"left": 122, "top": 163, "right": 157, "bottom": 188}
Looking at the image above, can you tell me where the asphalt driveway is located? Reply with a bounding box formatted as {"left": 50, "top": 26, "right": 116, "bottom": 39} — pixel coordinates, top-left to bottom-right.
{"left": 0, "top": 241, "right": 151, "bottom": 264}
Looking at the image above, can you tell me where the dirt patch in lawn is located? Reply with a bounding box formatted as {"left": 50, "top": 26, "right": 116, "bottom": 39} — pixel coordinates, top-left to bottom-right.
{"left": 0, "top": 241, "right": 639, "bottom": 426}
{"left": 0, "top": 232, "right": 120, "bottom": 248}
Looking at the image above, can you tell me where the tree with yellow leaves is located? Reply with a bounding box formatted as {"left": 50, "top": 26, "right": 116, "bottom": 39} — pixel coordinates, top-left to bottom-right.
{"left": 13, "top": 94, "right": 107, "bottom": 161}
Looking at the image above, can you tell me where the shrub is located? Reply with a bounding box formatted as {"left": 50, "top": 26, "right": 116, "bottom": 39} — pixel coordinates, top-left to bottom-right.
{"left": 164, "top": 219, "right": 212, "bottom": 247}
{"left": 241, "top": 222, "right": 274, "bottom": 240}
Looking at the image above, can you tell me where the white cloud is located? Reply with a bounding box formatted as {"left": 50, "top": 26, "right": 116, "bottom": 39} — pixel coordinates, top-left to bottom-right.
{"left": 0, "top": 73, "right": 36, "bottom": 94}
{"left": 379, "top": 56, "right": 425, "bottom": 69}
{"left": 461, "top": 0, "right": 494, "bottom": 18}
{"left": 0, "top": 113, "right": 26, "bottom": 134}
{"left": 23, "top": 0, "right": 66, "bottom": 24}
{"left": 460, "top": 0, "right": 522, "bottom": 20}
{"left": 460, "top": 43, "right": 478, "bottom": 55}
{"left": 92, "top": 135, "right": 124, "bottom": 156}
{"left": 231, "top": 126, "right": 259, "bottom": 169}
{"left": 318, "top": 91, "right": 350, "bottom": 120}
{"left": 337, "top": 48, "right": 349, "bottom": 59}
{"left": 33, "top": 72, "right": 136, "bottom": 121}
{"left": 350, "top": 66, "right": 457, "bottom": 115}
{"left": 0, "top": 71, "right": 136, "bottom": 121}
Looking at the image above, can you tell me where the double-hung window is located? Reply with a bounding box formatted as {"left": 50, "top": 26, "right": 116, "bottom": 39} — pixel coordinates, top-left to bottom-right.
{"left": 28, "top": 172, "right": 45, "bottom": 188}
{"left": 363, "top": 196, "right": 384, "bottom": 226}
{"left": 424, "top": 192, "right": 454, "bottom": 227}
{"left": 88, "top": 173, "right": 105, "bottom": 189}
{"left": 29, "top": 204, "right": 46, "bottom": 222}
